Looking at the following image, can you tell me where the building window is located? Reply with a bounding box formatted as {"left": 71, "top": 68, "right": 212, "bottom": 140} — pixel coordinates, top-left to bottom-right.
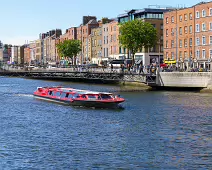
{"left": 209, "top": 22, "right": 212, "bottom": 30}
{"left": 184, "top": 51, "right": 187, "bottom": 59}
{"left": 179, "top": 15, "right": 182, "bottom": 22}
{"left": 166, "top": 52, "right": 168, "bottom": 58}
{"left": 179, "top": 51, "right": 182, "bottom": 59}
{"left": 184, "top": 14, "right": 187, "bottom": 21}
{"left": 202, "top": 36, "right": 206, "bottom": 45}
{"left": 114, "top": 26, "right": 116, "bottom": 31}
{"left": 189, "top": 25, "right": 192, "bottom": 33}
{"left": 160, "top": 24, "right": 163, "bottom": 30}
{"left": 171, "top": 40, "right": 174, "bottom": 48}
{"left": 189, "top": 38, "right": 192, "bottom": 47}
{"left": 166, "top": 17, "right": 168, "bottom": 23}
{"left": 210, "top": 36, "right": 212, "bottom": 45}
{"left": 171, "top": 16, "right": 174, "bottom": 23}
{"left": 179, "top": 40, "right": 182, "bottom": 48}
{"left": 210, "top": 49, "right": 212, "bottom": 58}
{"left": 171, "top": 28, "right": 174, "bottom": 36}
{"left": 166, "top": 29, "right": 168, "bottom": 37}
{"left": 184, "top": 39, "right": 187, "bottom": 47}
{"left": 171, "top": 52, "right": 174, "bottom": 59}
{"left": 202, "top": 23, "right": 206, "bottom": 31}
{"left": 179, "top": 27, "right": 182, "bottom": 35}
{"left": 196, "top": 50, "right": 200, "bottom": 59}
{"left": 196, "top": 11, "right": 200, "bottom": 18}
{"left": 161, "top": 45, "right": 164, "bottom": 52}
{"left": 189, "top": 13, "right": 192, "bottom": 20}
{"left": 166, "top": 40, "right": 168, "bottom": 48}
{"left": 202, "top": 9, "right": 206, "bottom": 17}
{"left": 184, "top": 26, "right": 188, "bottom": 34}
{"left": 196, "top": 37, "right": 200, "bottom": 46}
{"left": 152, "top": 24, "right": 156, "bottom": 28}
{"left": 196, "top": 24, "right": 200, "bottom": 32}
{"left": 202, "top": 49, "right": 206, "bottom": 59}
{"left": 210, "top": 8, "right": 212, "bottom": 16}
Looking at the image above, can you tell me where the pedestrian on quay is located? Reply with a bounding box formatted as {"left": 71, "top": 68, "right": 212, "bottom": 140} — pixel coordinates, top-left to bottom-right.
{"left": 139, "top": 64, "right": 143, "bottom": 74}
{"left": 111, "top": 64, "right": 113, "bottom": 72}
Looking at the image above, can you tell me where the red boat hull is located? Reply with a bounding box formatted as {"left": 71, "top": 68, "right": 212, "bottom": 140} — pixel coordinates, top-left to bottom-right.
{"left": 33, "top": 87, "right": 125, "bottom": 108}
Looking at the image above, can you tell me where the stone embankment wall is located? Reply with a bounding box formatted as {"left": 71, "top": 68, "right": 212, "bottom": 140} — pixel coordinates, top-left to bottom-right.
{"left": 157, "top": 72, "right": 212, "bottom": 88}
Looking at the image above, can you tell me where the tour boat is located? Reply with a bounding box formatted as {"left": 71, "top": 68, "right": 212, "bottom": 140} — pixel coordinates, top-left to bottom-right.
{"left": 33, "top": 86, "right": 125, "bottom": 108}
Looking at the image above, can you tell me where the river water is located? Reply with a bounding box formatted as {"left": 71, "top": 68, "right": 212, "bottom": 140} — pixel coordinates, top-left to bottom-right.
{"left": 0, "top": 77, "right": 211, "bottom": 169}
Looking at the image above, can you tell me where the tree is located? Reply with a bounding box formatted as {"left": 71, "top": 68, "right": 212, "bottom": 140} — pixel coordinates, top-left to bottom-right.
{"left": 56, "top": 39, "right": 81, "bottom": 65}
{"left": 119, "top": 19, "right": 158, "bottom": 64}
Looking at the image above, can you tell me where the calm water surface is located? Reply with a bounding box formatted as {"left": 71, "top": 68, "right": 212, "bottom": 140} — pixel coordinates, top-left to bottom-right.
{"left": 0, "top": 77, "right": 211, "bottom": 169}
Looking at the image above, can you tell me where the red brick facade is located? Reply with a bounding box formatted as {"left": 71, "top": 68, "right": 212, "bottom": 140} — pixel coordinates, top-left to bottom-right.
{"left": 164, "top": 1, "right": 212, "bottom": 68}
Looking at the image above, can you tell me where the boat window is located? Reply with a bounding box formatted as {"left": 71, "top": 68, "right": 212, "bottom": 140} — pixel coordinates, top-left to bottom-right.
{"left": 100, "top": 94, "right": 112, "bottom": 99}
{"left": 73, "top": 94, "right": 80, "bottom": 99}
{"left": 61, "top": 93, "right": 67, "bottom": 98}
{"left": 49, "top": 91, "right": 53, "bottom": 96}
{"left": 81, "top": 95, "right": 86, "bottom": 98}
{"left": 68, "top": 94, "right": 73, "bottom": 99}
{"left": 55, "top": 92, "right": 61, "bottom": 97}
{"left": 86, "top": 95, "right": 96, "bottom": 99}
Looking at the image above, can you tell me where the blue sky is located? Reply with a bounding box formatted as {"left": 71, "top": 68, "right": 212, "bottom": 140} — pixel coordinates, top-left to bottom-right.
{"left": 0, "top": 0, "right": 204, "bottom": 45}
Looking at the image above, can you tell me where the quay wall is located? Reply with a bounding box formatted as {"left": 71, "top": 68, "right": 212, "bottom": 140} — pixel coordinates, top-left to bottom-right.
{"left": 158, "top": 72, "right": 212, "bottom": 88}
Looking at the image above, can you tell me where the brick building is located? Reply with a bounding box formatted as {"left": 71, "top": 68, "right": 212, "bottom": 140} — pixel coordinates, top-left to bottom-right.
{"left": 118, "top": 7, "right": 169, "bottom": 66}
{"left": 164, "top": 1, "right": 212, "bottom": 69}
{"left": 91, "top": 27, "right": 102, "bottom": 64}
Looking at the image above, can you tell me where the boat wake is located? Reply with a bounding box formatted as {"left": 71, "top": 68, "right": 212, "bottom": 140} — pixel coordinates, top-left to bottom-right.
{"left": 15, "top": 94, "right": 34, "bottom": 97}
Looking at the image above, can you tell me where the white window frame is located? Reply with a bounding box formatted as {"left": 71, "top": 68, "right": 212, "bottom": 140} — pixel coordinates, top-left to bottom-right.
{"left": 202, "top": 36, "right": 206, "bottom": 45}
{"left": 189, "top": 13, "right": 192, "bottom": 20}
{"left": 171, "top": 16, "right": 174, "bottom": 23}
{"left": 189, "top": 38, "right": 192, "bottom": 47}
{"left": 166, "top": 17, "right": 168, "bottom": 24}
{"left": 210, "top": 8, "right": 212, "bottom": 16}
{"left": 184, "top": 51, "right": 188, "bottom": 59}
{"left": 196, "top": 37, "right": 200, "bottom": 46}
{"left": 202, "top": 23, "right": 206, "bottom": 31}
{"left": 184, "top": 14, "right": 187, "bottom": 21}
{"left": 179, "top": 15, "right": 182, "bottom": 22}
{"left": 171, "top": 52, "right": 174, "bottom": 59}
{"left": 202, "top": 9, "right": 206, "bottom": 17}
{"left": 210, "top": 49, "right": 212, "bottom": 58}
{"left": 196, "top": 24, "right": 200, "bottom": 32}
{"left": 184, "top": 39, "right": 187, "bottom": 47}
{"left": 189, "top": 25, "right": 192, "bottom": 34}
{"left": 171, "top": 40, "right": 174, "bottom": 48}
{"left": 210, "top": 36, "right": 212, "bottom": 45}
{"left": 209, "top": 22, "right": 212, "bottom": 30}
{"left": 179, "top": 40, "right": 182, "bottom": 48}
{"left": 185, "top": 26, "right": 188, "bottom": 34}
{"left": 196, "top": 50, "right": 200, "bottom": 59}
{"left": 196, "top": 11, "right": 200, "bottom": 18}
{"left": 202, "top": 49, "right": 206, "bottom": 59}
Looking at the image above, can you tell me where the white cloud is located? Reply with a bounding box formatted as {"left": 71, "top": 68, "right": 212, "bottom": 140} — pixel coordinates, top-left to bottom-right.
{"left": 1, "top": 35, "right": 38, "bottom": 45}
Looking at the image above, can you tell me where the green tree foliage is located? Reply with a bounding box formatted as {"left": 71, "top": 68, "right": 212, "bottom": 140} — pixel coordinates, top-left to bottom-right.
{"left": 56, "top": 39, "right": 81, "bottom": 65}
{"left": 119, "top": 20, "right": 158, "bottom": 64}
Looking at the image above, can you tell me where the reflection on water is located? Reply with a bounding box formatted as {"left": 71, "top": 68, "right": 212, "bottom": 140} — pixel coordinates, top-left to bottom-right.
{"left": 0, "top": 77, "right": 211, "bottom": 169}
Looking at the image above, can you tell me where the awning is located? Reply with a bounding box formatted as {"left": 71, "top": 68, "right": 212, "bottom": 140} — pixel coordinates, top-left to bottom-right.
{"left": 164, "top": 59, "right": 176, "bottom": 64}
